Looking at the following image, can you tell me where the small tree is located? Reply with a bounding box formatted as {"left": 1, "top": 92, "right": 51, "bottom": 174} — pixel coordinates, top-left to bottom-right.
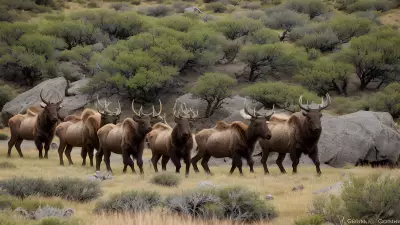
{"left": 241, "top": 82, "right": 318, "bottom": 112}
{"left": 294, "top": 59, "right": 354, "bottom": 96}
{"left": 370, "top": 82, "right": 400, "bottom": 119}
{"left": 191, "top": 72, "right": 237, "bottom": 118}
{"left": 249, "top": 28, "right": 280, "bottom": 44}
{"left": 214, "top": 18, "right": 263, "bottom": 41}
{"left": 238, "top": 43, "right": 308, "bottom": 81}
{"left": 335, "top": 27, "right": 400, "bottom": 90}
{"left": 328, "top": 15, "right": 374, "bottom": 43}
{"left": 284, "top": 0, "right": 329, "bottom": 18}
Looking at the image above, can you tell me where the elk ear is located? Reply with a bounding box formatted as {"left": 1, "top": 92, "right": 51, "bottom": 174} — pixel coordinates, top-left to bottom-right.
{"left": 40, "top": 102, "right": 46, "bottom": 108}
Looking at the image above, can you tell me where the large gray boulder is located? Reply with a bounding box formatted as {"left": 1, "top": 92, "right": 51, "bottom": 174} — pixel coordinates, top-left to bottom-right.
{"left": 319, "top": 111, "right": 400, "bottom": 167}
{"left": 1, "top": 77, "right": 67, "bottom": 123}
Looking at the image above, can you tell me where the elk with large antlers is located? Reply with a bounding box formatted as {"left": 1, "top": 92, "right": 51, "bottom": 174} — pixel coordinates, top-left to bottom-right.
{"left": 191, "top": 100, "right": 274, "bottom": 175}
{"left": 147, "top": 100, "right": 199, "bottom": 177}
{"left": 8, "top": 89, "right": 64, "bottom": 159}
{"left": 96, "top": 99, "right": 163, "bottom": 174}
{"left": 258, "top": 94, "right": 331, "bottom": 175}
{"left": 55, "top": 95, "right": 121, "bottom": 166}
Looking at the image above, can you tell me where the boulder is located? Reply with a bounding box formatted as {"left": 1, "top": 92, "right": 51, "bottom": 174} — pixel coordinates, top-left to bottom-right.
{"left": 1, "top": 77, "right": 67, "bottom": 123}
{"left": 319, "top": 111, "right": 400, "bottom": 167}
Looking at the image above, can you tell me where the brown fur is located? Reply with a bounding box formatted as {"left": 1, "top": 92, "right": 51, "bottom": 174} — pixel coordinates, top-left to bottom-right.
{"left": 148, "top": 117, "right": 194, "bottom": 177}
{"left": 96, "top": 116, "right": 154, "bottom": 174}
{"left": 258, "top": 111, "right": 323, "bottom": 175}
{"left": 8, "top": 101, "right": 62, "bottom": 159}
{"left": 192, "top": 117, "right": 272, "bottom": 175}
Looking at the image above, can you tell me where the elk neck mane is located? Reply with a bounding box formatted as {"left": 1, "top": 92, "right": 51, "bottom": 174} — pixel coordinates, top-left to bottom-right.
{"left": 123, "top": 118, "right": 146, "bottom": 142}
{"left": 81, "top": 108, "right": 96, "bottom": 121}
{"left": 214, "top": 121, "right": 231, "bottom": 131}
{"left": 152, "top": 122, "right": 172, "bottom": 131}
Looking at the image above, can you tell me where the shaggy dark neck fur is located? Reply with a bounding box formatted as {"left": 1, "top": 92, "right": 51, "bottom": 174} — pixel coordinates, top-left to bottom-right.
{"left": 245, "top": 124, "right": 260, "bottom": 152}
{"left": 298, "top": 115, "right": 321, "bottom": 148}
{"left": 36, "top": 109, "right": 56, "bottom": 136}
{"left": 170, "top": 124, "right": 192, "bottom": 149}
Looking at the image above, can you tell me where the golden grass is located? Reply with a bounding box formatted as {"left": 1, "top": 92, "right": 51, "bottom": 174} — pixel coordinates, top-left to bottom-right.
{"left": 0, "top": 128, "right": 399, "bottom": 225}
{"left": 379, "top": 9, "right": 400, "bottom": 26}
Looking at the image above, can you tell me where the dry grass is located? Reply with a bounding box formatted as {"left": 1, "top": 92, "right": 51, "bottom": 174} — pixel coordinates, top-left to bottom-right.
{"left": 379, "top": 9, "right": 400, "bottom": 26}
{"left": 0, "top": 127, "right": 399, "bottom": 224}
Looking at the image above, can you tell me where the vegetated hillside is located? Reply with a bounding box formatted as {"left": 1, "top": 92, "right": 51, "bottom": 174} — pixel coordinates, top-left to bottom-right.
{"left": 0, "top": 0, "right": 399, "bottom": 121}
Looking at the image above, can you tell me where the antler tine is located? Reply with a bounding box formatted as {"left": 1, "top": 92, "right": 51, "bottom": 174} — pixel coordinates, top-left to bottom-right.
{"left": 112, "top": 100, "right": 121, "bottom": 115}
{"left": 40, "top": 89, "right": 49, "bottom": 105}
{"left": 319, "top": 93, "right": 331, "bottom": 111}
{"left": 96, "top": 95, "right": 106, "bottom": 113}
{"left": 153, "top": 99, "right": 162, "bottom": 117}
{"left": 264, "top": 104, "right": 275, "bottom": 118}
{"left": 131, "top": 100, "right": 141, "bottom": 117}
{"left": 298, "top": 95, "right": 310, "bottom": 112}
{"left": 243, "top": 99, "right": 254, "bottom": 117}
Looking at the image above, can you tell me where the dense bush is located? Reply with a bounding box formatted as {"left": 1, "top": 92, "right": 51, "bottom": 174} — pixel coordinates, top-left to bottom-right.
{"left": 347, "top": 0, "right": 396, "bottom": 12}
{"left": 328, "top": 15, "right": 374, "bottom": 42}
{"left": 0, "top": 85, "right": 13, "bottom": 110}
{"left": 94, "top": 190, "right": 161, "bottom": 214}
{"left": 220, "top": 39, "right": 241, "bottom": 63}
{"left": 191, "top": 72, "right": 237, "bottom": 117}
{"left": 160, "top": 15, "right": 195, "bottom": 32}
{"left": 311, "top": 174, "right": 400, "bottom": 223}
{"left": 330, "top": 96, "right": 366, "bottom": 115}
{"left": 206, "top": 2, "right": 227, "bottom": 13}
{"left": 242, "top": 82, "right": 318, "bottom": 111}
{"left": 238, "top": 43, "right": 309, "bottom": 81}
{"left": 249, "top": 28, "right": 279, "bottom": 44}
{"left": 143, "top": 5, "right": 171, "bottom": 17}
{"left": 263, "top": 9, "right": 309, "bottom": 30}
{"left": 0, "top": 177, "right": 102, "bottom": 202}
{"left": 241, "top": 1, "right": 261, "bottom": 10}
{"left": 295, "top": 214, "right": 324, "bottom": 225}
{"left": 0, "top": 194, "right": 64, "bottom": 212}
{"left": 150, "top": 172, "right": 181, "bottom": 187}
{"left": 294, "top": 58, "right": 354, "bottom": 96}
{"left": 283, "top": 0, "right": 329, "bottom": 18}
{"left": 165, "top": 186, "right": 276, "bottom": 222}
{"left": 214, "top": 18, "right": 263, "bottom": 41}
{"left": 109, "top": 2, "right": 132, "bottom": 11}
{"left": 370, "top": 82, "right": 400, "bottom": 119}
{"left": 296, "top": 28, "right": 340, "bottom": 51}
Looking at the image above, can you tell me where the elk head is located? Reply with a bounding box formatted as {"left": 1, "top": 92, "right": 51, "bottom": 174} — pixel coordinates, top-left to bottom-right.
{"left": 298, "top": 93, "right": 331, "bottom": 134}
{"left": 172, "top": 100, "right": 199, "bottom": 143}
{"left": 131, "top": 99, "right": 163, "bottom": 135}
{"left": 96, "top": 95, "right": 121, "bottom": 125}
{"left": 240, "top": 99, "right": 274, "bottom": 140}
{"left": 39, "top": 89, "right": 63, "bottom": 124}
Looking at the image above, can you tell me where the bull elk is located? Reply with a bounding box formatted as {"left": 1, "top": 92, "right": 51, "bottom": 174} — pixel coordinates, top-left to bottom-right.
{"left": 96, "top": 100, "right": 163, "bottom": 174}
{"left": 147, "top": 100, "right": 199, "bottom": 177}
{"left": 8, "top": 89, "right": 63, "bottom": 159}
{"left": 55, "top": 95, "right": 121, "bottom": 166}
{"left": 192, "top": 100, "right": 274, "bottom": 175}
{"left": 258, "top": 94, "right": 331, "bottom": 175}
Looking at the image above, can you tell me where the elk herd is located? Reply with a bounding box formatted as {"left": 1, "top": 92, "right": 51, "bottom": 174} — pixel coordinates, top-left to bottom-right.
{"left": 6, "top": 88, "right": 332, "bottom": 177}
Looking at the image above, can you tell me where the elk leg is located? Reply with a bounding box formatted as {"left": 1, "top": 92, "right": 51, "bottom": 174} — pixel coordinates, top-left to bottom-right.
{"left": 104, "top": 150, "right": 112, "bottom": 172}
{"left": 308, "top": 149, "right": 321, "bottom": 175}
{"left": 290, "top": 150, "right": 301, "bottom": 174}
{"left": 122, "top": 150, "right": 134, "bottom": 173}
{"left": 246, "top": 155, "right": 255, "bottom": 173}
{"left": 95, "top": 148, "right": 104, "bottom": 171}
{"left": 14, "top": 138, "right": 24, "bottom": 158}
{"left": 7, "top": 136, "right": 17, "bottom": 157}
{"left": 151, "top": 154, "right": 162, "bottom": 172}
{"left": 191, "top": 148, "right": 202, "bottom": 173}
{"left": 276, "top": 153, "right": 287, "bottom": 174}
{"left": 200, "top": 153, "right": 213, "bottom": 175}
{"left": 261, "top": 151, "right": 270, "bottom": 174}
{"left": 58, "top": 141, "right": 66, "bottom": 165}
{"left": 88, "top": 147, "right": 94, "bottom": 167}
{"left": 170, "top": 154, "right": 181, "bottom": 174}
{"left": 184, "top": 154, "right": 191, "bottom": 178}
{"left": 137, "top": 153, "right": 144, "bottom": 175}
{"left": 161, "top": 155, "right": 170, "bottom": 171}
{"left": 35, "top": 139, "right": 43, "bottom": 159}
{"left": 44, "top": 141, "right": 50, "bottom": 159}
{"left": 230, "top": 154, "right": 243, "bottom": 175}
{"left": 81, "top": 147, "right": 87, "bottom": 166}
{"left": 65, "top": 145, "right": 73, "bottom": 165}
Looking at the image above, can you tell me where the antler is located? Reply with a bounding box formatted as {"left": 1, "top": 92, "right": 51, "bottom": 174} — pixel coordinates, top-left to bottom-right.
{"left": 40, "top": 88, "right": 63, "bottom": 105}
{"left": 318, "top": 93, "right": 331, "bottom": 111}
{"left": 241, "top": 99, "right": 275, "bottom": 119}
{"left": 173, "top": 100, "right": 199, "bottom": 119}
{"left": 298, "top": 95, "right": 310, "bottom": 112}
{"left": 131, "top": 100, "right": 142, "bottom": 117}
{"left": 131, "top": 99, "right": 162, "bottom": 118}
{"left": 40, "top": 89, "right": 49, "bottom": 105}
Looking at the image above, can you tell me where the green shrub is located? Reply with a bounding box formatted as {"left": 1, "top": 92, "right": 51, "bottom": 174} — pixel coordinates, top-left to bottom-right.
{"left": 131, "top": 0, "right": 141, "bottom": 5}
{"left": 284, "top": 0, "right": 329, "bottom": 18}
{"left": 250, "top": 28, "right": 279, "bottom": 44}
{"left": 206, "top": 2, "right": 227, "bottom": 13}
{"left": 370, "top": 82, "right": 400, "bottom": 119}
{"left": 87, "top": 1, "right": 99, "bottom": 8}
{"left": 0, "top": 177, "right": 102, "bottom": 202}
{"left": 94, "top": 190, "right": 161, "bottom": 214}
{"left": 241, "top": 1, "right": 261, "bottom": 9}
{"left": 347, "top": 0, "right": 396, "bottom": 12}
{"left": 0, "top": 85, "right": 14, "bottom": 111}
{"left": 330, "top": 97, "right": 366, "bottom": 115}
{"left": 151, "top": 172, "right": 181, "bottom": 187}
{"left": 311, "top": 174, "right": 400, "bottom": 223}
{"left": 165, "top": 186, "right": 277, "bottom": 222}
{"left": 297, "top": 29, "right": 339, "bottom": 51}
{"left": 0, "top": 161, "right": 15, "bottom": 168}
{"left": 0, "top": 195, "right": 64, "bottom": 211}
{"left": 295, "top": 214, "right": 324, "bottom": 225}
{"left": 144, "top": 5, "right": 171, "bottom": 17}
{"left": 0, "top": 212, "right": 16, "bottom": 225}
{"left": 307, "top": 48, "right": 321, "bottom": 60}
{"left": 0, "top": 133, "right": 8, "bottom": 140}
{"left": 203, "top": 0, "right": 218, "bottom": 3}
{"left": 109, "top": 2, "right": 132, "bottom": 11}
{"left": 263, "top": 9, "right": 309, "bottom": 30}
